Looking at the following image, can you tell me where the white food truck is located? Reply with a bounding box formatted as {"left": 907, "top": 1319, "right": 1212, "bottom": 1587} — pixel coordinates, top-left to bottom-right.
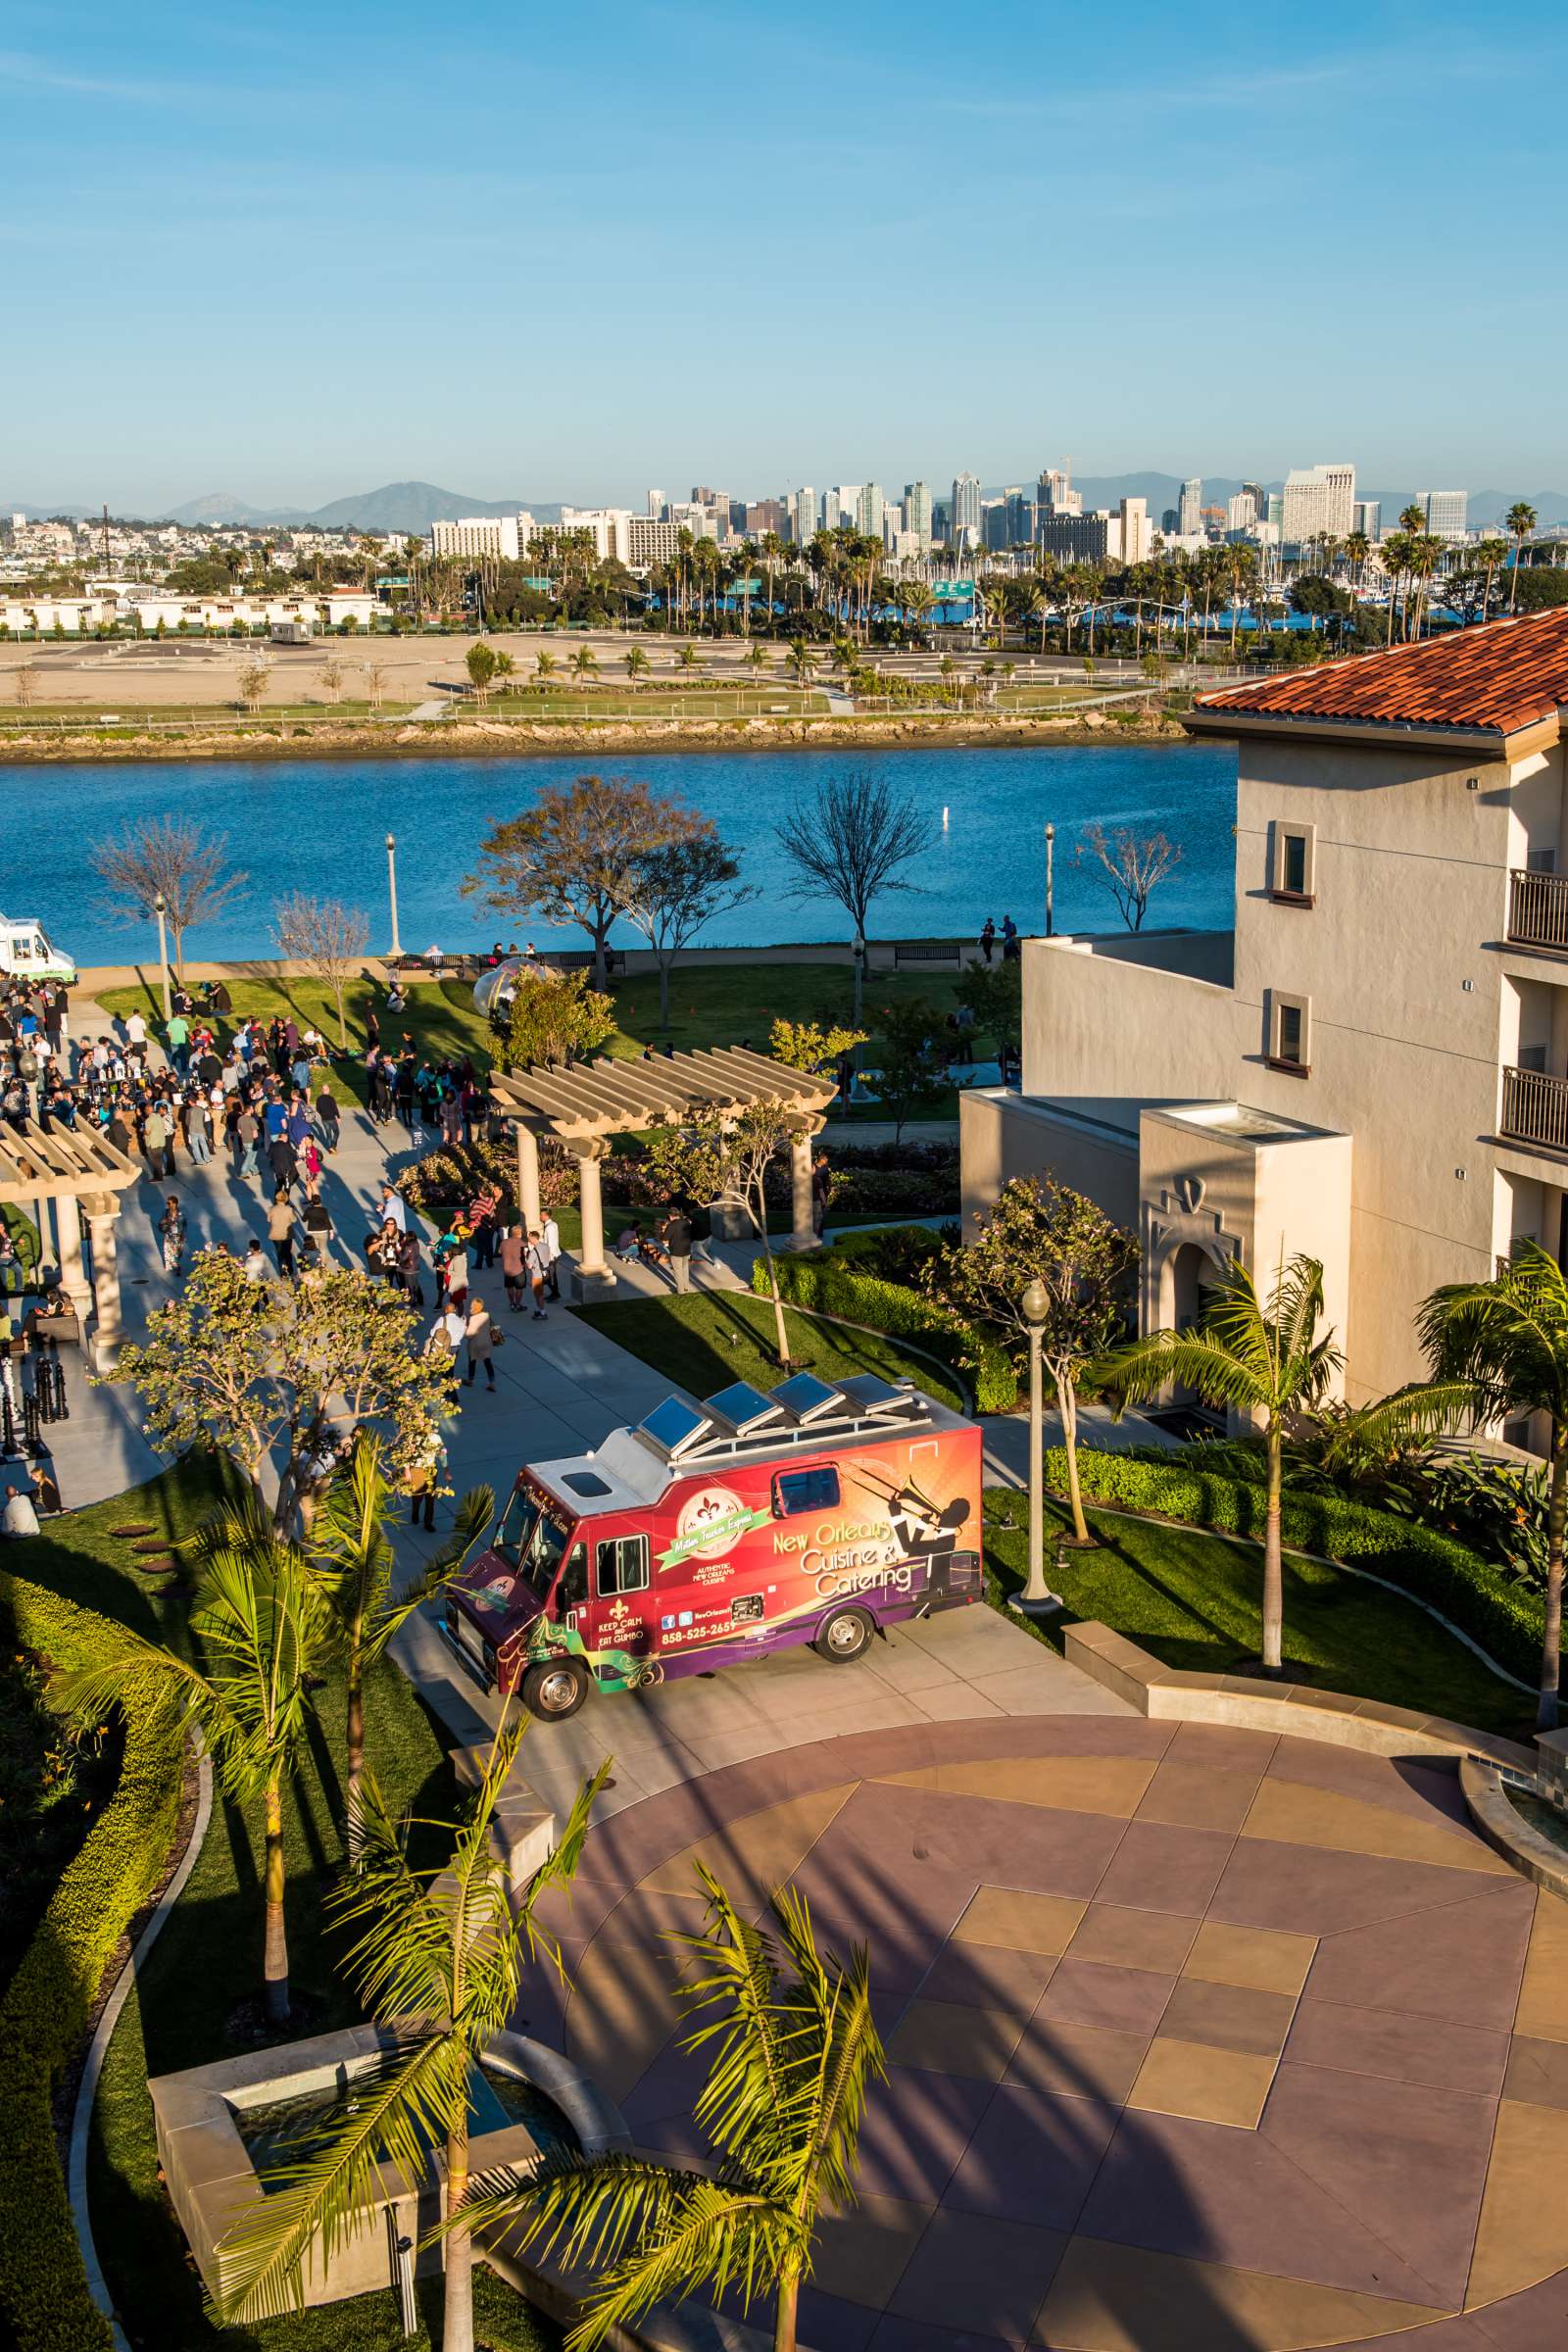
{"left": 0, "top": 916, "right": 76, "bottom": 985}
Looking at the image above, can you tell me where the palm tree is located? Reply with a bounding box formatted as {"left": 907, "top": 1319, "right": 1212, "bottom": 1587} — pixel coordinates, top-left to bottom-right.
{"left": 308, "top": 1436, "right": 493, "bottom": 1827}
{"left": 570, "top": 644, "right": 599, "bottom": 685}
{"left": 744, "top": 642, "right": 768, "bottom": 677}
{"left": 678, "top": 641, "right": 701, "bottom": 674}
{"left": 1344, "top": 529, "right": 1370, "bottom": 590}
{"left": 1334, "top": 1243, "right": 1568, "bottom": 1728}
{"left": 1476, "top": 538, "right": 1508, "bottom": 623}
{"left": 1506, "top": 502, "right": 1539, "bottom": 611}
{"left": 624, "top": 646, "right": 650, "bottom": 684}
{"left": 535, "top": 649, "right": 559, "bottom": 685}
{"left": 1094, "top": 1254, "right": 1342, "bottom": 1674}
{"left": 466, "top": 1866, "right": 886, "bottom": 2352}
{"left": 213, "top": 1722, "right": 607, "bottom": 2352}
{"left": 786, "top": 637, "right": 817, "bottom": 689}
{"left": 67, "top": 1501, "right": 332, "bottom": 2022}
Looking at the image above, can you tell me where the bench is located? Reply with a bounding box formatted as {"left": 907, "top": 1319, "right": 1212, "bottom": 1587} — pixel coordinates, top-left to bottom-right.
{"left": 894, "top": 941, "right": 962, "bottom": 967}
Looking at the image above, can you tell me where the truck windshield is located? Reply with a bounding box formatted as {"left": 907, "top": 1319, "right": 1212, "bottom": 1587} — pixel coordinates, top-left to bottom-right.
{"left": 493, "top": 1484, "right": 570, "bottom": 1593}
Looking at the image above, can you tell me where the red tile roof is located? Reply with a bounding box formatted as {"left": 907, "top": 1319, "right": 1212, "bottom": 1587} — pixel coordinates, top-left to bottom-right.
{"left": 1192, "top": 607, "right": 1568, "bottom": 742}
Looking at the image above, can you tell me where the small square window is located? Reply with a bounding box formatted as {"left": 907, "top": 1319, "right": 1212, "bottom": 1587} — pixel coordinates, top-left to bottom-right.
{"left": 1268, "top": 991, "right": 1311, "bottom": 1075}
{"left": 773, "top": 1465, "right": 841, "bottom": 1517}
{"left": 597, "top": 1534, "right": 649, "bottom": 1597}
{"left": 1271, "top": 822, "right": 1315, "bottom": 905}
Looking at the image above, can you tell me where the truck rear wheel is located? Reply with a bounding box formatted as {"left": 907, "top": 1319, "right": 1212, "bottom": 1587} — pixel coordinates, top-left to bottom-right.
{"left": 814, "top": 1605, "right": 874, "bottom": 1664}
{"left": 521, "top": 1657, "right": 590, "bottom": 1722}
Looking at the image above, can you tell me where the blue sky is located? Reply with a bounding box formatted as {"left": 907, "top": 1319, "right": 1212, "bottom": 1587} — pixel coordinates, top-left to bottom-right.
{"left": 6, "top": 0, "right": 1565, "bottom": 511}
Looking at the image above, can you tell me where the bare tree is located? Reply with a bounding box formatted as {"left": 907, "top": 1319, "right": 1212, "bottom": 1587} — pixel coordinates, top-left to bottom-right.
{"left": 237, "top": 658, "right": 272, "bottom": 713}
{"left": 464, "top": 774, "right": 695, "bottom": 992}
{"left": 14, "top": 662, "right": 38, "bottom": 710}
{"left": 273, "top": 892, "right": 370, "bottom": 1046}
{"left": 616, "top": 829, "right": 759, "bottom": 1029}
{"left": 773, "top": 769, "right": 932, "bottom": 1018}
{"left": 362, "top": 660, "right": 390, "bottom": 711}
{"left": 1076, "top": 823, "right": 1183, "bottom": 932}
{"left": 91, "top": 817, "right": 248, "bottom": 978}
{"left": 318, "top": 657, "right": 345, "bottom": 706}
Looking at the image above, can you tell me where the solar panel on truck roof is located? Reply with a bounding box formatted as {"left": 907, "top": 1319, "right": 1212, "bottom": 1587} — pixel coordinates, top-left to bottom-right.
{"left": 771, "top": 1371, "right": 843, "bottom": 1423}
{"left": 835, "top": 1374, "right": 922, "bottom": 1421}
{"left": 703, "top": 1381, "right": 784, "bottom": 1433}
{"left": 638, "top": 1397, "right": 711, "bottom": 1458}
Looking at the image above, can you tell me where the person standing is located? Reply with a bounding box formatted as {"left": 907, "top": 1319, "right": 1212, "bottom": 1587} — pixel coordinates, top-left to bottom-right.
{"left": 396, "top": 1224, "right": 424, "bottom": 1306}
{"left": 166, "top": 1008, "right": 190, "bottom": 1076}
{"left": 302, "top": 1184, "right": 333, "bottom": 1266}
{"left": 979, "top": 917, "right": 996, "bottom": 963}
{"left": 540, "top": 1207, "right": 563, "bottom": 1299}
{"left": 316, "top": 1083, "right": 341, "bottom": 1153}
{"left": 661, "top": 1207, "right": 693, "bottom": 1293}
{"left": 500, "top": 1223, "right": 527, "bottom": 1311}
{"left": 426, "top": 1294, "right": 467, "bottom": 1380}
{"left": 157, "top": 1194, "right": 186, "bottom": 1280}
{"left": 377, "top": 1182, "right": 407, "bottom": 1235}
{"left": 268, "top": 1189, "right": 299, "bottom": 1278}
{"left": 464, "top": 1293, "right": 497, "bottom": 1391}
{"left": 405, "top": 1435, "right": 445, "bottom": 1533}
{"left": 525, "top": 1229, "right": 550, "bottom": 1319}
{"left": 143, "top": 1102, "right": 172, "bottom": 1182}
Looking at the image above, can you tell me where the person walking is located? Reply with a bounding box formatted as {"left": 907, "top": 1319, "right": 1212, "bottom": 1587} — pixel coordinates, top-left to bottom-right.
{"left": 143, "top": 1102, "right": 173, "bottom": 1182}
{"left": 525, "top": 1229, "right": 550, "bottom": 1319}
{"left": 157, "top": 1194, "right": 186, "bottom": 1280}
{"left": 661, "top": 1206, "right": 693, "bottom": 1293}
{"left": 316, "top": 1084, "right": 341, "bottom": 1153}
{"left": 405, "top": 1434, "right": 445, "bottom": 1533}
{"left": 540, "top": 1207, "right": 563, "bottom": 1299}
{"left": 267, "top": 1189, "right": 299, "bottom": 1279}
{"left": 979, "top": 917, "right": 996, "bottom": 964}
{"left": 500, "top": 1223, "right": 527, "bottom": 1311}
{"left": 464, "top": 1293, "right": 497, "bottom": 1390}
{"left": 242, "top": 1237, "right": 270, "bottom": 1284}
{"left": 302, "top": 1184, "right": 333, "bottom": 1265}
{"left": 425, "top": 1294, "right": 467, "bottom": 1381}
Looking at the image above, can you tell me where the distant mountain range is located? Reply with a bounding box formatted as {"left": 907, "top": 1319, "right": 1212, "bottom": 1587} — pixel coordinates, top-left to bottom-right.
{"left": 7, "top": 475, "right": 1568, "bottom": 535}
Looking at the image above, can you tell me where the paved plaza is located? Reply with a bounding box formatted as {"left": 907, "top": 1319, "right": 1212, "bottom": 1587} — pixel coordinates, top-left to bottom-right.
{"left": 525, "top": 1714, "right": 1568, "bottom": 2352}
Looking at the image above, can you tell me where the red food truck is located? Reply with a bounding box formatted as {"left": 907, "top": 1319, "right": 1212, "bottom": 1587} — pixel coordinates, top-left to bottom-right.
{"left": 443, "top": 1372, "right": 984, "bottom": 1719}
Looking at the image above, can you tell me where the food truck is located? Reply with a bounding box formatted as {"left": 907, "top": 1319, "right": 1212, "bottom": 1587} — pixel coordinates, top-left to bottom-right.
{"left": 0, "top": 915, "right": 74, "bottom": 986}
{"left": 443, "top": 1372, "right": 984, "bottom": 1720}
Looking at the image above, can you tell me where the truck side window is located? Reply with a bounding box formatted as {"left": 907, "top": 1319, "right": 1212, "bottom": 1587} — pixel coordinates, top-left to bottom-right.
{"left": 772, "top": 1466, "right": 840, "bottom": 1517}
{"left": 558, "top": 1544, "right": 588, "bottom": 1614}
{"left": 597, "top": 1534, "right": 649, "bottom": 1597}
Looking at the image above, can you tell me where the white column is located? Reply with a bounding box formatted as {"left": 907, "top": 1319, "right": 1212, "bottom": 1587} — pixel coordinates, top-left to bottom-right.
{"left": 83, "top": 1194, "right": 125, "bottom": 1368}
{"left": 790, "top": 1131, "right": 815, "bottom": 1250}
{"left": 515, "top": 1124, "right": 542, "bottom": 1233}
{"left": 576, "top": 1147, "right": 608, "bottom": 1277}
{"left": 53, "top": 1195, "right": 90, "bottom": 1318}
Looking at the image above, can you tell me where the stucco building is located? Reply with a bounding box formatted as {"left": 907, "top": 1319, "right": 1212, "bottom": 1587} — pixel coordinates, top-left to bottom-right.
{"left": 960, "top": 608, "right": 1568, "bottom": 1433}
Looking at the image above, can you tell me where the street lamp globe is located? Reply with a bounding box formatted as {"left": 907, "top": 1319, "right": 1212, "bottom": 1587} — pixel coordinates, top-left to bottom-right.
{"left": 1020, "top": 1277, "right": 1050, "bottom": 1326}
{"left": 385, "top": 831, "right": 396, "bottom": 852}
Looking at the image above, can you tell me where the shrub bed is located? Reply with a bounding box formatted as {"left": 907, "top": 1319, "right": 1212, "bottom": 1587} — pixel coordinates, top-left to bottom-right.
{"left": 759, "top": 1245, "right": 1017, "bottom": 1413}
{"left": 0, "top": 1576, "right": 186, "bottom": 2352}
{"left": 1048, "top": 1446, "right": 1542, "bottom": 1686}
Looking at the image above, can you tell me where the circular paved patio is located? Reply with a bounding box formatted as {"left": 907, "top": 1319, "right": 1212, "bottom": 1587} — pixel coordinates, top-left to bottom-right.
{"left": 526, "top": 1714, "right": 1568, "bottom": 2352}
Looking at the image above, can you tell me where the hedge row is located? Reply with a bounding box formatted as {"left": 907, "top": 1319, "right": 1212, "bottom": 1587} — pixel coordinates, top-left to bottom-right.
{"left": 756, "top": 1249, "right": 1018, "bottom": 1412}
{"left": 0, "top": 1574, "right": 186, "bottom": 2352}
{"left": 1047, "top": 1447, "right": 1543, "bottom": 1686}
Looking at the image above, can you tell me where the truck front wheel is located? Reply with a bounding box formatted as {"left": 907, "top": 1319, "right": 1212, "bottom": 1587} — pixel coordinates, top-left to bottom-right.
{"left": 814, "top": 1605, "right": 874, "bottom": 1664}
{"left": 521, "top": 1657, "right": 590, "bottom": 1721}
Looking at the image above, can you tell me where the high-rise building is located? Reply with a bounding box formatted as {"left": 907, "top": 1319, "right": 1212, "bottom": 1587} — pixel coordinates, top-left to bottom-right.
{"left": 982, "top": 499, "right": 1010, "bottom": 552}
{"left": 626, "top": 515, "right": 682, "bottom": 565}
{"left": 557, "top": 508, "right": 634, "bottom": 562}
{"left": 1037, "top": 466, "right": 1080, "bottom": 517}
{"left": 745, "top": 500, "right": 787, "bottom": 539}
{"left": 821, "top": 490, "right": 842, "bottom": 532}
{"left": 1281, "top": 465, "right": 1357, "bottom": 546}
{"left": 1040, "top": 512, "right": 1114, "bottom": 563}
{"left": 831, "top": 487, "right": 860, "bottom": 533}
{"left": 1243, "top": 481, "right": 1265, "bottom": 514}
{"left": 1352, "top": 500, "right": 1382, "bottom": 542}
{"left": 903, "top": 480, "right": 933, "bottom": 553}
{"left": 952, "top": 472, "right": 982, "bottom": 549}
{"left": 429, "top": 514, "right": 529, "bottom": 562}
{"left": 1267, "top": 491, "right": 1285, "bottom": 533}
{"left": 1227, "top": 490, "right": 1258, "bottom": 533}
{"left": 1004, "top": 487, "right": 1037, "bottom": 546}
{"left": 1419, "top": 490, "right": 1469, "bottom": 541}
{"left": 1178, "top": 477, "right": 1203, "bottom": 535}
{"left": 790, "top": 486, "right": 817, "bottom": 544}
{"left": 689, "top": 486, "right": 727, "bottom": 509}
{"left": 857, "top": 482, "right": 885, "bottom": 541}
{"left": 1119, "top": 497, "right": 1152, "bottom": 566}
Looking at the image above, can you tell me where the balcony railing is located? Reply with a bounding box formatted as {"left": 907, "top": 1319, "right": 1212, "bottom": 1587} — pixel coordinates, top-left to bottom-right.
{"left": 1501, "top": 1064, "right": 1568, "bottom": 1155}
{"left": 1508, "top": 867, "right": 1568, "bottom": 953}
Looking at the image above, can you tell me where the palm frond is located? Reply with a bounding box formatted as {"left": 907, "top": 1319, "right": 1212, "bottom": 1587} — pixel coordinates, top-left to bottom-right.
{"left": 1095, "top": 1332, "right": 1267, "bottom": 1414}
{"left": 1326, "top": 1378, "right": 1490, "bottom": 1460}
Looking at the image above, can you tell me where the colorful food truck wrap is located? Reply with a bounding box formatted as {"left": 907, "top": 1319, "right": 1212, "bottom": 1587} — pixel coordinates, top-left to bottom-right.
{"left": 443, "top": 1373, "right": 984, "bottom": 1719}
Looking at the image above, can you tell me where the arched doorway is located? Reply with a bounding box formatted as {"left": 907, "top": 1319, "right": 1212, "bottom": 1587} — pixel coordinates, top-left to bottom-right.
{"left": 1169, "top": 1241, "right": 1208, "bottom": 1336}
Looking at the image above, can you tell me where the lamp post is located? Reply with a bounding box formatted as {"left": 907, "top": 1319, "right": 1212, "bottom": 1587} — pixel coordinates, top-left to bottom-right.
{"left": 1045, "top": 822, "right": 1055, "bottom": 937}
{"left": 852, "top": 928, "right": 866, "bottom": 1023}
{"left": 385, "top": 832, "right": 402, "bottom": 959}
{"left": 153, "top": 893, "right": 172, "bottom": 1021}
{"left": 1011, "top": 1275, "right": 1063, "bottom": 1617}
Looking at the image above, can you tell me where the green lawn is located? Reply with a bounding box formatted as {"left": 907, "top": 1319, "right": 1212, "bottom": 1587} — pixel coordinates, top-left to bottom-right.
{"left": 95, "top": 964, "right": 965, "bottom": 1104}
{"left": 571, "top": 1289, "right": 966, "bottom": 1413}
{"left": 10, "top": 1455, "right": 554, "bottom": 2350}
{"left": 982, "top": 1487, "right": 1527, "bottom": 1736}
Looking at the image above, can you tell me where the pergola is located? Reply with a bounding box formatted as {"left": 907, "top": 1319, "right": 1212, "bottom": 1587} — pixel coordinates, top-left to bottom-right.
{"left": 0, "top": 1122, "right": 141, "bottom": 1360}
{"left": 489, "top": 1047, "right": 838, "bottom": 1293}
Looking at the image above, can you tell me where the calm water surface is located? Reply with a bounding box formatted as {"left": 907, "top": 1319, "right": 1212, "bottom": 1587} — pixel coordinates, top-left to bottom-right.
{"left": 3, "top": 741, "right": 1237, "bottom": 964}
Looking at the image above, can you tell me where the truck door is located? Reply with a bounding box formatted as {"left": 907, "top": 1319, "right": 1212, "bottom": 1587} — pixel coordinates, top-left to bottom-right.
{"left": 586, "top": 1529, "right": 654, "bottom": 1662}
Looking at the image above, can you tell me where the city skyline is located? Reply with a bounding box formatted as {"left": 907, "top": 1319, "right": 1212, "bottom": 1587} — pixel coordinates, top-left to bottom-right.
{"left": 6, "top": 0, "right": 1567, "bottom": 510}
